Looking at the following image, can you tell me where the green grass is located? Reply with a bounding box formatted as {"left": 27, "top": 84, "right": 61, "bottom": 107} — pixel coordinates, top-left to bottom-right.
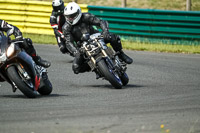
{"left": 35, "top": 0, "right": 200, "bottom": 11}
{"left": 23, "top": 33, "right": 57, "bottom": 44}
{"left": 23, "top": 33, "right": 200, "bottom": 54}
{"left": 122, "top": 41, "right": 200, "bottom": 54}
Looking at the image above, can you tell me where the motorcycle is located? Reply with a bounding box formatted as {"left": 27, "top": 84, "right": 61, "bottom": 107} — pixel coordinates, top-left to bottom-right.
{"left": 79, "top": 33, "right": 129, "bottom": 89}
{"left": 0, "top": 33, "right": 53, "bottom": 98}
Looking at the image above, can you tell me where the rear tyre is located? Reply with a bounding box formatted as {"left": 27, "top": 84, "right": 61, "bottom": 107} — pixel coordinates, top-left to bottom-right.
{"left": 38, "top": 78, "right": 52, "bottom": 95}
{"left": 97, "top": 59, "right": 122, "bottom": 89}
{"left": 7, "top": 66, "right": 37, "bottom": 98}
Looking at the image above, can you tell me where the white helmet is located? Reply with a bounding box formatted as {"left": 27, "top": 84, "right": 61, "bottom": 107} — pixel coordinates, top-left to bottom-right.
{"left": 64, "top": 2, "right": 82, "bottom": 25}
{"left": 52, "top": 0, "right": 64, "bottom": 13}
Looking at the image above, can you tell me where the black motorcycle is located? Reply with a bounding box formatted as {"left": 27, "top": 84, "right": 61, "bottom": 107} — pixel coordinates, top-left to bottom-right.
{"left": 80, "top": 33, "right": 129, "bottom": 89}
{"left": 0, "top": 34, "right": 52, "bottom": 98}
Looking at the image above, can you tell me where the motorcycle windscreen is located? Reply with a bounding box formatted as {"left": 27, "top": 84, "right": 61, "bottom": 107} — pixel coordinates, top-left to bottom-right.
{"left": 0, "top": 36, "right": 8, "bottom": 55}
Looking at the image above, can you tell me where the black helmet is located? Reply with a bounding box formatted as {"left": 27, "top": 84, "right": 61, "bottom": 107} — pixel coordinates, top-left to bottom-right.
{"left": 52, "top": 0, "right": 64, "bottom": 14}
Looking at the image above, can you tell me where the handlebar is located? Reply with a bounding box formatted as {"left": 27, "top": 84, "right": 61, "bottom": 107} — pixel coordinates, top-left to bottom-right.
{"left": 11, "top": 38, "right": 24, "bottom": 44}
{"left": 82, "top": 33, "right": 104, "bottom": 42}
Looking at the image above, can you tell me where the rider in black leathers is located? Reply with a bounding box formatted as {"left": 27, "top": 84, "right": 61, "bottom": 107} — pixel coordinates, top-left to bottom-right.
{"left": 0, "top": 19, "right": 51, "bottom": 68}
{"left": 62, "top": 2, "right": 133, "bottom": 74}
{"left": 50, "top": 0, "right": 77, "bottom": 56}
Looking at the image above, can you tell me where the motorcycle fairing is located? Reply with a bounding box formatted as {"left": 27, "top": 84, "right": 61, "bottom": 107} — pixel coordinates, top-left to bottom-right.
{"left": 6, "top": 51, "right": 40, "bottom": 91}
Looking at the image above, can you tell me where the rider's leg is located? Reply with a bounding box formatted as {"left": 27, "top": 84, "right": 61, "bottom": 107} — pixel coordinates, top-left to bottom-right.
{"left": 22, "top": 38, "right": 51, "bottom": 68}
{"left": 72, "top": 52, "right": 90, "bottom": 74}
{"left": 106, "top": 34, "right": 133, "bottom": 64}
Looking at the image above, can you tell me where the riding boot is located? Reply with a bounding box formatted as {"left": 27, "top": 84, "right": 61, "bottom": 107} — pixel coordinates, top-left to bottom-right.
{"left": 32, "top": 55, "right": 51, "bottom": 68}
{"left": 118, "top": 50, "right": 133, "bottom": 64}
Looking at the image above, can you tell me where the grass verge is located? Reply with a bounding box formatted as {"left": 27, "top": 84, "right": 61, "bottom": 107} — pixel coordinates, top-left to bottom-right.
{"left": 23, "top": 33, "right": 57, "bottom": 44}
{"left": 23, "top": 33, "right": 200, "bottom": 54}
{"left": 122, "top": 41, "right": 200, "bottom": 54}
{"left": 36, "top": 0, "right": 200, "bottom": 11}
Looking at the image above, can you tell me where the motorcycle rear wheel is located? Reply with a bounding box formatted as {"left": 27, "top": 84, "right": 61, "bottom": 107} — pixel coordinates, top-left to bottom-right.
{"left": 38, "top": 78, "right": 52, "bottom": 95}
{"left": 97, "top": 59, "right": 122, "bottom": 89}
{"left": 7, "top": 66, "right": 37, "bottom": 98}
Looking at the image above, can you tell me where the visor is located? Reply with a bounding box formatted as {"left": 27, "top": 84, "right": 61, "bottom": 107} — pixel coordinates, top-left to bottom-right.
{"left": 66, "top": 10, "right": 80, "bottom": 22}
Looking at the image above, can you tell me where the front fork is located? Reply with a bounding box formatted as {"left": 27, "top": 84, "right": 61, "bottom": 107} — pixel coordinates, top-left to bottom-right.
{"left": 7, "top": 63, "right": 32, "bottom": 92}
{"left": 17, "top": 63, "right": 31, "bottom": 81}
{"left": 8, "top": 63, "right": 42, "bottom": 92}
{"left": 102, "top": 48, "right": 127, "bottom": 76}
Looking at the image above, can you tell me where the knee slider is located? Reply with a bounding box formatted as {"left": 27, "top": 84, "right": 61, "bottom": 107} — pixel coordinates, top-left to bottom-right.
{"left": 72, "top": 64, "right": 79, "bottom": 74}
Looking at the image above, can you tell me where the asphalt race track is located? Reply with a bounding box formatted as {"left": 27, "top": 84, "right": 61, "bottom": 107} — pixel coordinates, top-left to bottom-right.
{"left": 0, "top": 44, "right": 200, "bottom": 133}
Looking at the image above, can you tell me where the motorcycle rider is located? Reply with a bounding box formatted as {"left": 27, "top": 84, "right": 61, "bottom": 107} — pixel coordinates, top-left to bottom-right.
{"left": 0, "top": 19, "right": 51, "bottom": 68}
{"left": 50, "top": 0, "right": 77, "bottom": 56}
{"left": 62, "top": 2, "right": 133, "bottom": 74}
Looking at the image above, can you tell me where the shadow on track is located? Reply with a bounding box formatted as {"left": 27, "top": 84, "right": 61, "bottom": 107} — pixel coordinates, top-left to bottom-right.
{"left": 84, "top": 84, "right": 144, "bottom": 90}
{"left": 0, "top": 94, "right": 69, "bottom": 99}
{"left": 54, "top": 60, "right": 73, "bottom": 64}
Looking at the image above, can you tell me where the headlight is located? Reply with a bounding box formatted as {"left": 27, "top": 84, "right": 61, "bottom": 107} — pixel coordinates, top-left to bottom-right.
{"left": 6, "top": 43, "right": 15, "bottom": 57}
{"left": 0, "top": 53, "right": 6, "bottom": 62}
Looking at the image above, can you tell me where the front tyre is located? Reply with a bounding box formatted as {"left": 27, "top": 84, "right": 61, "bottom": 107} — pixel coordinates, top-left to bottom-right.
{"left": 7, "top": 66, "right": 37, "bottom": 98}
{"left": 97, "top": 59, "right": 122, "bottom": 89}
{"left": 120, "top": 72, "right": 129, "bottom": 86}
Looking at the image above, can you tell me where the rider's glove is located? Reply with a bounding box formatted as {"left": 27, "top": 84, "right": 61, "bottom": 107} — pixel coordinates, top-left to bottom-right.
{"left": 11, "top": 37, "right": 23, "bottom": 43}
{"left": 6, "top": 24, "right": 14, "bottom": 36}
{"left": 78, "top": 47, "right": 85, "bottom": 54}
{"left": 60, "top": 34, "right": 64, "bottom": 39}
{"left": 57, "top": 30, "right": 65, "bottom": 39}
{"left": 102, "top": 31, "right": 111, "bottom": 41}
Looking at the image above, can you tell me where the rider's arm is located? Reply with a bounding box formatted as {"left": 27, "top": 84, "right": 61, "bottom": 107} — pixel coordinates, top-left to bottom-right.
{"left": 0, "top": 20, "right": 9, "bottom": 31}
{"left": 0, "top": 20, "right": 23, "bottom": 40}
{"left": 11, "top": 24, "right": 23, "bottom": 40}
{"left": 62, "top": 22, "right": 74, "bottom": 46}
{"left": 83, "top": 13, "right": 109, "bottom": 33}
{"left": 62, "top": 23, "right": 78, "bottom": 55}
{"left": 50, "top": 11, "right": 63, "bottom": 38}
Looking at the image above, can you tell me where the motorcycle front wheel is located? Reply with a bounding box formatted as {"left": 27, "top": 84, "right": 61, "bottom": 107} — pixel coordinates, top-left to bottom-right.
{"left": 7, "top": 66, "right": 37, "bottom": 98}
{"left": 97, "top": 59, "right": 123, "bottom": 89}
{"left": 120, "top": 72, "right": 129, "bottom": 86}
